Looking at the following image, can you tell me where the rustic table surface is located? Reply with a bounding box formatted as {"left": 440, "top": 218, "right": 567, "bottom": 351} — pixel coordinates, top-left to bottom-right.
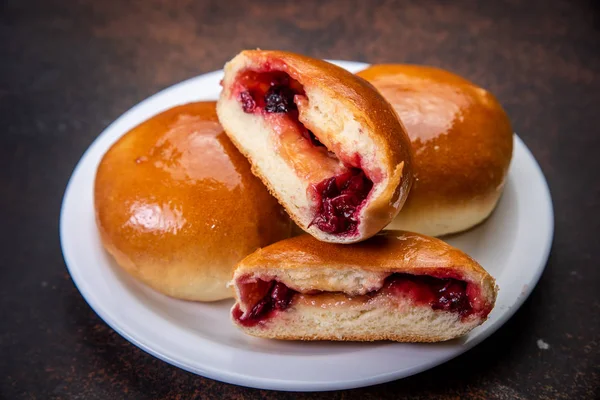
{"left": 2, "top": 0, "right": 599, "bottom": 398}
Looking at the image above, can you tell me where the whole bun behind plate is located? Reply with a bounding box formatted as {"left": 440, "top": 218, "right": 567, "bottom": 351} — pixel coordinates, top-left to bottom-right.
{"left": 357, "top": 65, "right": 513, "bottom": 237}
{"left": 94, "top": 101, "right": 292, "bottom": 301}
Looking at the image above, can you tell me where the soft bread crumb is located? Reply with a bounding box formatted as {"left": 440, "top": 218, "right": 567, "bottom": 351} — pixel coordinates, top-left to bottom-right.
{"left": 233, "top": 295, "right": 482, "bottom": 342}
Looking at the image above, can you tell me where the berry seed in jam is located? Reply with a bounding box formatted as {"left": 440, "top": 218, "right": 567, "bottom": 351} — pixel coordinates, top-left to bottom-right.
{"left": 239, "top": 91, "right": 256, "bottom": 113}
{"left": 264, "top": 85, "right": 297, "bottom": 113}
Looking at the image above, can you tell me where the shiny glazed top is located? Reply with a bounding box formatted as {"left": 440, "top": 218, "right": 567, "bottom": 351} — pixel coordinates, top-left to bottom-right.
{"left": 94, "top": 101, "right": 291, "bottom": 301}
{"left": 357, "top": 65, "right": 513, "bottom": 208}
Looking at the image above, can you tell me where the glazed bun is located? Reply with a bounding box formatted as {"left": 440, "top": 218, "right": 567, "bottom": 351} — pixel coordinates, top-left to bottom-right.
{"left": 230, "top": 231, "right": 497, "bottom": 342}
{"left": 94, "top": 102, "right": 292, "bottom": 301}
{"left": 357, "top": 65, "right": 513, "bottom": 236}
{"left": 217, "top": 50, "right": 413, "bottom": 244}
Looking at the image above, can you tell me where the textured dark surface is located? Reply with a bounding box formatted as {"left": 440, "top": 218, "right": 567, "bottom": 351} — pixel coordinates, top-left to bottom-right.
{"left": 1, "top": 0, "right": 599, "bottom": 398}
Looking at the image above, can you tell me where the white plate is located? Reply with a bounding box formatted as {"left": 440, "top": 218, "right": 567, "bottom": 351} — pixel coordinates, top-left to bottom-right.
{"left": 60, "top": 61, "right": 554, "bottom": 391}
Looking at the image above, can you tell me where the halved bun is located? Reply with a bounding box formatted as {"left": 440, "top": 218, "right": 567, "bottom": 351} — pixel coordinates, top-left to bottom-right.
{"left": 94, "top": 102, "right": 292, "bottom": 301}
{"left": 230, "top": 231, "right": 497, "bottom": 342}
{"left": 357, "top": 64, "right": 513, "bottom": 236}
{"left": 217, "top": 50, "right": 413, "bottom": 244}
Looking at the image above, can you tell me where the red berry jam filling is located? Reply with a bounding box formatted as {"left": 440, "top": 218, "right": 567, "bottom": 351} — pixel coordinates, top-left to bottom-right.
{"left": 233, "top": 273, "right": 480, "bottom": 327}
{"left": 239, "top": 91, "right": 256, "bottom": 113}
{"left": 235, "top": 70, "right": 374, "bottom": 235}
{"left": 236, "top": 71, "right": 304, "bottom": 114}
{"left": 381, "top": 274, "right": 472, "bottom": 316}
{"left": 309, "top": 169, "right": 373, "bottom": 234}
{"left": 233, "top": 280, "right": 297, "bottom": 327}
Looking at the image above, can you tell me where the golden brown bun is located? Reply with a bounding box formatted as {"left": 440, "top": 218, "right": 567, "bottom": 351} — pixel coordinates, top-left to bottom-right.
{"left": 357, "top": 65, "right": 513, "bottom": 236}
{"left": 217, "top": 50, "right": 413, "bottom": 244}
{"left": 231, "top": 231, "right": 497, "bottom": 342}
{"left": 95, "top": 102, "right": 292, "bottom": 301}
{"left": 234, "top": 231, "right": 494, "bottom": 294}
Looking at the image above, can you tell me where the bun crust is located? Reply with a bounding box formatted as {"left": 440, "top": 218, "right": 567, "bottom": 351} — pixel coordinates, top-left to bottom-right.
{"left": 234, "top": 231, "right": 494, "bottom": 295}
{"left": 357, "top": 65, "right": 513, "bottom": 236}
{"left": 231, "top": 231, "right": 497, "bottom": 342}
{"left": 217, "top": 50, "right": 413, "bottom": 243}
{"left": 95, "top": 102, "right": 291, "bottom": 301}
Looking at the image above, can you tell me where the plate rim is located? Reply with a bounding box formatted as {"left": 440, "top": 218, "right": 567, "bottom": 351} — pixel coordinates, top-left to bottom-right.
{"left": 60, "top": 61, "right": 554, "bottom": 391}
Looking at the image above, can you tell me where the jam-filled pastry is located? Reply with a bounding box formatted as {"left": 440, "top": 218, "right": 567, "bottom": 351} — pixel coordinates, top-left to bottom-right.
{"left": 217, "top": 50, "right": 413, "bottom": 244}
{"left": 95, "top": 102, "right": 292, "bottom": 302}
{"left": 357, "top": 65, "right": 513, "bottom": 237}
{"left": 230, "top": 231, "right": 497, "bottom": 342}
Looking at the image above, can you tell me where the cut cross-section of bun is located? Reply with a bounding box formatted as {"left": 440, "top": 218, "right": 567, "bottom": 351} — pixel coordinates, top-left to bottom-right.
{"left": 230, "top": 231, "right": 497, "bottom": 342}
{"left": 217, "top": 50, "right": 413, "bottom": 244}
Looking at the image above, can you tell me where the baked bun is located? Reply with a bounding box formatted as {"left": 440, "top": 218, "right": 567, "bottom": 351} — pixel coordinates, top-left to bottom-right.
{"left": 230, "top": 231, "right": 497, "bottom": 342}
{"left": 357, "top": 65, "right": 513, "bottom": 236}
{"left": 217, "top": 50, "right": 413, "bottom": 244}
{"left": 95, "top": 102, "right": 292, "bottom": 302}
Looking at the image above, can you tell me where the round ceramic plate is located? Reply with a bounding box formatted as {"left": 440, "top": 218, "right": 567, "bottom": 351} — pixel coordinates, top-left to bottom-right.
{"left": 60, "top": 61, "right": 554, "bottom": 391}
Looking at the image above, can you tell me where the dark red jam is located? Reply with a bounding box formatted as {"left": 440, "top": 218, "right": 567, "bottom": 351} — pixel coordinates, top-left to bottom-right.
{"left": 239, "top": 91, "right": 256, "bottom": 113}
{"left": 309, "top": 169, "right": 373, "bottom": 234}
{"left": 235, "top": 70, "right": 373, "bottom": 235}
{"left": 236, "top": 71, "right": 325, "bottom": 149}
{"left": 382, "top": 274, "right": 472, "bottom": 316}
{"left": 233, "top": 273, "right": 475, "bottom": 327}
{"left": 237, "top": 71, "right": 303, "bottom": 114}
{"left": 234, "top": 281, "right": 297, "bottom": 327}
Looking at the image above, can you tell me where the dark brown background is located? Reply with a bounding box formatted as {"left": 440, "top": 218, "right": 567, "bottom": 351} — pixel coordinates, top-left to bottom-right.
{"left": 1, "top": 0, "right": 599, "bottom": 398}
